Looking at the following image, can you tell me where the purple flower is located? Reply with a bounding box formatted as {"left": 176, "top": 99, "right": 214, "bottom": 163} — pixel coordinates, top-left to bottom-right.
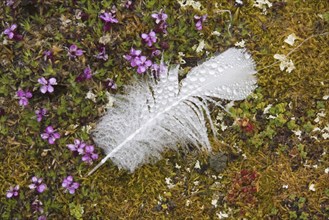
{"left": 151, "top": 49, "right": 161, "bottom": 57}
{"left": 104, "top": 78, "right": 117, "bottom": 90}
{"left": 94, "top": 46, "right": 108, "bottom": 61}
{"left": 43, "top": 50, "right": 53, "bottom": 62}
{"left": 194, "top": 14, "right": 207, "bottom": 30}
{"left": 35, "top": 108, "right": 47, "bottom": 122}
{"left": 99, "top": 12, "right": 118, "bottom": 24}
{"left": 81, "top": 145, "right": 98, "bottom": 164}
{"left": 68, "top": 44, "right": 84, "bottom": 58}
{"left": 151, "top": 9, "right": 168, "bottom": 24}
{"left": 6, "top": 185, "right": 19, "bottom": 198}
{"left": 29, "top": 176, "right": 47, "bottom": 193}
{"left": 41, "top": 126, "right": 60, "bottom": 145}
{"left": 76, "top": 66, "right": 93, "bottom": 82}
{"left": 123, "top": 48, "right": 142, "bottom": 67}
{"left": 124, "top": 0, "right": 133, "bottom": 9}
{"left": 3, "top": 24, "right": 17, "bottom": 39}
{"left": 32, "top": 199, "right": 44, "bottom": 213}
{"left": 67, "top": 139, "right": 85, "bottom": 155}
{"left": 17, "top": 89, "right": 33, "bottom": 107}
{"left": 141, "top": 31, "right": 157, "bottom": 47}
{"left": 6, "top": 0, "right": 14, "bottom": 7}
{"left": 136, "top": 56, "right": 152, "bottom": 74}
{"left": 62, "top": 176, "right": 80, "bottom": 194}
{"left": 38, "top": 216, "right": 47, "bottom": 220}
{"left": 38, "top": 77, "right": 57, "bottom": 94}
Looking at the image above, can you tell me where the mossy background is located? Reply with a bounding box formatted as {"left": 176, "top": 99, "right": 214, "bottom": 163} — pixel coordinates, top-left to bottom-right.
{"left": 1, "top": 0, "right": 329, "bottom": 219}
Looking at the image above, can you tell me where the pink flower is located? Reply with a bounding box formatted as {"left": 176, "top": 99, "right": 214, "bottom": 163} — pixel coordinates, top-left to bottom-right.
{"left": 67, "top": 139, "right": 85, "bottom": 155}
{"left": 141, "top": 31, "right": 157, "bottom": 47}
{"left": 6, "top": 185, "right": 19, "bottom": 198}
{"left": 151, "top": 9, "right": 168, "bottom": 24}
{"left": 29, "top": 176, "right": 47, "bottom": 193}
{"left": 38, "top": 77, "right": 57, "bottom": 94}
{"left": 123, "top": 48, "right": 142, "bottom": 67}
{"left": 62, "top": 176, "right": 80, "bottom": 194}
{"left": 3, "top": 24, "right": 17, "bottom": 39}
{"left": 17, "top": 89, "right": 32, "bottom": 107}
{"left": 136, "top": 56, "right": 152, "bottom": 74}
{"left": 68, "top": 44, "right": 84, "bottom": 58}
{"left": 41, "top": 126, "right": 60, "bottom": 145}
{"left": 99, "top": 12, "right": 118, "bottom": 24}
{"left": 194, "top": 14, "right": 207, "bottom": 30}
{"left": 35, "top": 108, "right": 47, "bottom": 122}
{"left": 81, "top": 145, "right": 98, "bottom": 164}
{"left": 94, "top": 46, "right": 108, "bottom": 61}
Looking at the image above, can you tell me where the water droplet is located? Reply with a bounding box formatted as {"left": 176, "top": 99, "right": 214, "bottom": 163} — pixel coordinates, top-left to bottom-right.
{"left": 211, "top": 63, "right": 217, "bottom": 68}
{"left": 168, "top": 75, "right": 176, "bottom": 82}
{"left": 218, "top": 67, "right": 224, "bottom": 72}
{"left": 188, "top": 76, "right": 197, "bottom": 82}
{"left": 168, "top": 86, "right": 174, "bottom": 91}
{"left": 199, "top": 77, "right": 206, "bottom": 82}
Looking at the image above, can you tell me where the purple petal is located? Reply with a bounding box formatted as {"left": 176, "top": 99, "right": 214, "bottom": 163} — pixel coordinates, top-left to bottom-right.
{"left": 29, "top": 183, "right": 36, "bottom": 189}
{"left": 19, "top": 98, "right": 28, "bottom": 106}
{"left": 72, "top": 182, "right": 80, "bottom": 189}
{"left": 32, "top": 176, "right": 38, "bottom": 182}
{"left": 48, "top": 78, "right": 57, "bottom": 85}
{"left": 40, "top": 86, "right": 48, "bottom": 94}
{"left": 70, "top": 44, "right": 77, "bottom": 51}
{"left": 91, "top": 153, "right": 99, "bottom": 160}
{"left": 47, "top": 85, "right": 54, "bottom": 93}
{"left": 8, "top": 32, "right": 14, "bottom": 39}
{"left": 68, "top": 188, "right": 76, "bottom": 194}
{"left": 16, "top": 90, "right": 24, "bottom": 97}
{"left": 48, "top": 136, "right": 55, "bottom": 144}
{"left": 85, "top": 145, "right": 94, "bottom": 153}
{"left": 45, "top": 126, "right": 54, "bottom": 133}
{"left": 67, "top": 144, "right": 77, "bottom": 151}
{"left": 145, "top": 60, "right": 152, "bottom": 67}
{"left": 75, "top": 49, "right": 84, "bottom": 56}
{"left": 37, "top": 184, "right": 47, "bottom": 193}
{"left": 11, "top": 24, "right": 17, "bottom": 30}
{"left": 137, "top": 66, "right": 146, "bottom": 74}
{"left": 41, "top": 133, "right": 49, "bottom": 140}
{"left": 139, "top": 56, "right": 146, "bottom": 62}
{"left": 6, "top": 191, "right": 13, "bottom": 198}
{"left": 38, "top": 77, "right": 48, "bottom": 85}
{"left": 53, "top": 132, "right": 60, "bottom": 139}
{"left": 141, "top": 33, "right": 148, "bottom": 39}
{"left": 25, "top": 91, "right": 32, "bottom": 98}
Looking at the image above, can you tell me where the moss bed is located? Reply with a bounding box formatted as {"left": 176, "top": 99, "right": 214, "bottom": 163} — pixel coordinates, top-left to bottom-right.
{"left": 1, "top": 0, "right": 329, "bottom": 219}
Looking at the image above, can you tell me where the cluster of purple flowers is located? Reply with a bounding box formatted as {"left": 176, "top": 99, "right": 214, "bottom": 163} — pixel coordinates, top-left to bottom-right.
{"left": 67, "top": 139, "right": 98, "bottom": 164}
{"left": 151, "top": 9, "right": 168, "bottom": 34}
{"left": 123, "top": 9, "right": 170, "bottom": 75}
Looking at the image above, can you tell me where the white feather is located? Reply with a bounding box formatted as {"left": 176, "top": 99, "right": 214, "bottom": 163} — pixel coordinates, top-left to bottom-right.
{"left": 88, "top": 48, "right": 257, "bottom": 175}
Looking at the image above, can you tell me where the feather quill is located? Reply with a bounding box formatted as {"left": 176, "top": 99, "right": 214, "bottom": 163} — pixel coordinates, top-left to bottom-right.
{"left": 88, "top": 48, "right": 257, "bottom": 175}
